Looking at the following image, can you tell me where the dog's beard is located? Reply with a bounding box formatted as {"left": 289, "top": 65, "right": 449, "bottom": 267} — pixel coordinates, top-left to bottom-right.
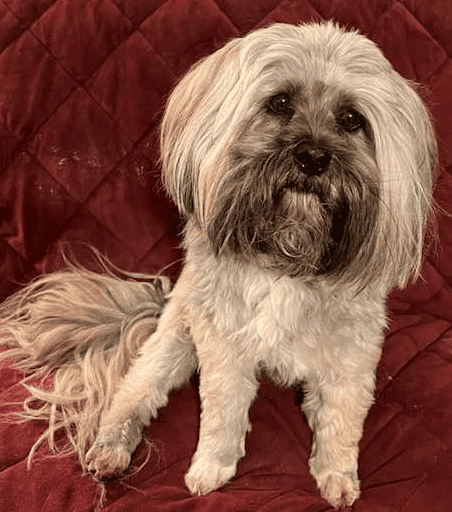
{"left": 207, "top": 145, "right": 380, "bottom": 280}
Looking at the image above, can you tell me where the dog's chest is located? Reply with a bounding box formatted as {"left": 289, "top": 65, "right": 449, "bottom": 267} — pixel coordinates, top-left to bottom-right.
{"left": 196, "top": 263, "right": 383, "bottom": 383}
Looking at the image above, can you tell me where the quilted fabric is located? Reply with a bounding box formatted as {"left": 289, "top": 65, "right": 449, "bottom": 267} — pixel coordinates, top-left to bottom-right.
{"left": 1, "top": 0, "right": 452, "bottom": 510}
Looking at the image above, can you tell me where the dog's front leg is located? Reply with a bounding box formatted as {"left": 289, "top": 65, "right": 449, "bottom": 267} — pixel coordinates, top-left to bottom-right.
{"left": 86, "top": 281, "right": 197, "bottom": 479}
{"left": 185, "top": 320, "right": 258, "bottom": 495}
{"left": 303, "top": 373, "right": 375, "bottom": 509}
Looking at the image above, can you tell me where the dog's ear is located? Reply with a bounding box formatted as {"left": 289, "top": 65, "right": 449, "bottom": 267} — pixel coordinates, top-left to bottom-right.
{"left": 358, "top": 73, "right": 436, "bottom": 287}
{"left": 160, "top": 39, "right": 242, "bottom": 225}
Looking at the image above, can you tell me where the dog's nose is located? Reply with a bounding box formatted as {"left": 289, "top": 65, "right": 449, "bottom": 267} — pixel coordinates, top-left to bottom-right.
{"left": 294, "top": 145, "right": 332, "bottom": 175}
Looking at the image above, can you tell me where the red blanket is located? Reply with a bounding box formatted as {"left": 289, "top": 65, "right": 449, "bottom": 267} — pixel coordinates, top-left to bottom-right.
{"left": 1, "top": 1, "right": 452, "bottom": 510}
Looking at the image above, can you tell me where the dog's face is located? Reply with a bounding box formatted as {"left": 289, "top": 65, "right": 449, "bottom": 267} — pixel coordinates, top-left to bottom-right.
{"left": 207, "top": 80, "right": 380, "bottom": 281}
{"left": 161, "top": 22, "right": 436, "bottom": 288}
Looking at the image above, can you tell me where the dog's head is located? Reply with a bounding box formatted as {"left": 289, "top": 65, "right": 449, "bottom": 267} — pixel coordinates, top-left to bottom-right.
{"left": 160, "top": 22, "right": 436, "bottom": 288}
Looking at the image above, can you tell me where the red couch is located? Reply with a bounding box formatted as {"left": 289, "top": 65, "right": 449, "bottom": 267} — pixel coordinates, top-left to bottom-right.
{"left": 1, "top": 1, "right": 452, "bottom": 510}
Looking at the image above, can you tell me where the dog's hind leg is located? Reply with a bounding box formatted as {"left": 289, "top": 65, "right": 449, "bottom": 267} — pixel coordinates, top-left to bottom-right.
{"left": 86, "top": 277, "right": 196, "bottom": 478}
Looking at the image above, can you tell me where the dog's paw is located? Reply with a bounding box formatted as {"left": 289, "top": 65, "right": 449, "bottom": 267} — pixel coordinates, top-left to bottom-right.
{"left": 185, "top": 456, "right": 237, "bottom": 495}
{"left": 85, "top": 438, "right": 131, "bottom": 479}
{"left": 315, "top": 470, "right": 360, "bottom": 509}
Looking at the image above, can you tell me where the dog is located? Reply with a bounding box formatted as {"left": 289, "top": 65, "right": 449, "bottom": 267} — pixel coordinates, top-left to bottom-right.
{"left": 0, "top": 22, "right": 436, "bottom": 508}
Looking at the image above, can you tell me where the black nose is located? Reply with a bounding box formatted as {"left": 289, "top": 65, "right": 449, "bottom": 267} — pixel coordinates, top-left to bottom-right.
{"left": 294, "top": 145, "right": 332, "bottom": 175}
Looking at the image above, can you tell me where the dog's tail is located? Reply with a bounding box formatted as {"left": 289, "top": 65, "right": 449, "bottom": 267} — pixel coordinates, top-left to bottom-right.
{"left": 0, "top": 260, "right": 170, "bottom": 471}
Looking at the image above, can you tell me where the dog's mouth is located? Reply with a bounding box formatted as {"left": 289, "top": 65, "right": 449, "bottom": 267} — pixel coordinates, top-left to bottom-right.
{"left": 283, "top": 173, "right": 336, "bottom": 202}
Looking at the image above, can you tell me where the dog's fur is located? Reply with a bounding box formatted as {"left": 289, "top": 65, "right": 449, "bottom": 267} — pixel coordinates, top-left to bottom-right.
{"left": 0, "top": 22, "right": 436, "bottom": 508}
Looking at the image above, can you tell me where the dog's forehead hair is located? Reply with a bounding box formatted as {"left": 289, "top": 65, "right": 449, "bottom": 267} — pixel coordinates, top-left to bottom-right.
{"left": 300, "top": 80, "right": 356, "bottom": 112}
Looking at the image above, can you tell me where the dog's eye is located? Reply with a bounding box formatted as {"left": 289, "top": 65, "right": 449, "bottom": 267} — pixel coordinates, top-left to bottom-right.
{"left": 267, "top": 93, "right": 292, "bottom": 115}
{"left": 337, "top": 109, "right": 365, "bottom": 133}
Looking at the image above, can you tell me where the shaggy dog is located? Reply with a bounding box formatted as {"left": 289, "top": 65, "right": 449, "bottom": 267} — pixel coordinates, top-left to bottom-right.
{"left": 0, "top": 22, "right": 436, "bottom": 508}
